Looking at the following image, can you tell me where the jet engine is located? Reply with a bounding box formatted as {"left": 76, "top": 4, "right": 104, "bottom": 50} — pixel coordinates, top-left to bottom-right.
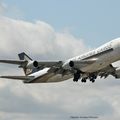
{"left": 69, "top": 61, "right": 74, "bottom": 67}
{"left": 69, "top": 60, "right": 80, "bottom": 68}
{"left": 26, "top": 61, "right": 38, "bottom": 69}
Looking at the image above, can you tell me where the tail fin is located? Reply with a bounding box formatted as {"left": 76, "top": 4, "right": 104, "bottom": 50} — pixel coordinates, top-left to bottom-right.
{"left": 18, "top": 52, "right": 32, "bottom": 61}
{"left": 18, "top": 52, "right": 33, "bottom": 76}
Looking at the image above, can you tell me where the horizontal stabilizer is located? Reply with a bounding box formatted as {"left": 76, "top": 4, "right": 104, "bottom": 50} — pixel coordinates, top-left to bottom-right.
{"left": 0, "top": 76, "right": 34, "bottom": 80}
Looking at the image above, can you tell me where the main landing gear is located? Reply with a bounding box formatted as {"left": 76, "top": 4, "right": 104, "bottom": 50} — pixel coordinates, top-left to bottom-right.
{"left": 89, "top": 74, "right": 97, "bottom": 83}
{"left": 73, "top": 70, "right": 81, "bottom": 82}
{"left": 81, "top": 78, "right": 87, "bottom": 83}
{"left": 73, "top": 72, "right": 97, "bottom": 83}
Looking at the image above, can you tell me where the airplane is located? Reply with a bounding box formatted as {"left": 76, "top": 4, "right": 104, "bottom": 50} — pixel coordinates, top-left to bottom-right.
{"left": 0, "top": 38, "right": 120, "bottom": 83}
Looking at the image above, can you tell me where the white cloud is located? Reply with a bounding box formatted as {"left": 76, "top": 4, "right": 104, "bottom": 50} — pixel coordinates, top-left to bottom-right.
{"left": 0, "top": 16, "right": 87, "bottom": 60}
{"left": 0, "top": 16, "right": 120, "bottom": 120}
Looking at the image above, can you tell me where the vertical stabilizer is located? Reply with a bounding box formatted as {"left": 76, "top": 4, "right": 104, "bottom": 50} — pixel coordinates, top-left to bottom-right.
{"left": 18, "top": 52, "right": 33, "bottom": 76}
{"left": 18, "top": 52, "right": 32, "bottom": 61}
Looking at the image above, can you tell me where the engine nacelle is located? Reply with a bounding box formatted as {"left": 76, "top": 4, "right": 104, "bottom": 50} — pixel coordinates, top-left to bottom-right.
{"left": 27, "top": 61, "right": 38, "bottom": 69}
{"left": 115, "top": 67, "right": 120, "bottom": 78}
{"left": 69, "top": 60, "right": 80, "bottom": 68}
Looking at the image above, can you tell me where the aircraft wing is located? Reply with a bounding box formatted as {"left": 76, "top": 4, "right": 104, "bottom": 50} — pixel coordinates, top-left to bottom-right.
{"left": 97, "top": 64, "right": 116, "bottom": 78}
{"left": 0, "top": 60, "right": 27, "bottom": 65}
{"left": 38, "top": 61, "right": 63, "bottom": 67}
{"left": 0, "top": 76, "right": 34, "bottom": 80}
{"left": 0, "top": 59, "right": 63, "bottom": 67}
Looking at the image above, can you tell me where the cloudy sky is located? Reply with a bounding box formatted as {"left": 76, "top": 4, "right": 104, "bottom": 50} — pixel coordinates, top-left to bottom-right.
{"left": 0, "top": 0, "right": 120, "bottom": 120}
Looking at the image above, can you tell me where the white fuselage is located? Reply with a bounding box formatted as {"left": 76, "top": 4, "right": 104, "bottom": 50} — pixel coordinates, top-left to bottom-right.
{"left": 63, "top": 38, "right": 120, "bottom": 73}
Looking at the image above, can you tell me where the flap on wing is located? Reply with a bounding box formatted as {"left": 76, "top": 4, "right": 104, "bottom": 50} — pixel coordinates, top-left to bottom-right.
{"left": 0, "top": 76, "right": 34, "bottom": 80}
{"left": 0, "top": 60, "right": 27, "bottom": 65}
